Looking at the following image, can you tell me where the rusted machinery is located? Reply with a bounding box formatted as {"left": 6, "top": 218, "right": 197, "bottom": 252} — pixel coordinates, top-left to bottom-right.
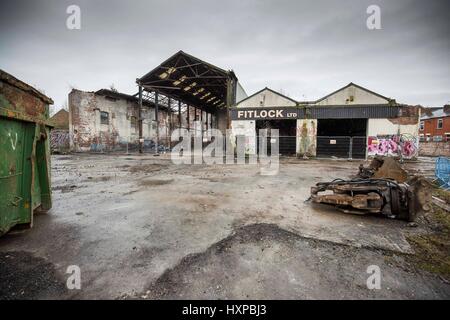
{"left": 310, "top": 176, "right": 431, "bottom": 222}
{"left": 357, "top": 156, "right": 408, "bottom": 182}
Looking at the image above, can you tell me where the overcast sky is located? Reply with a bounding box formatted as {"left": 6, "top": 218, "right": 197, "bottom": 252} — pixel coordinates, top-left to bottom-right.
{"left": 1, "top": 0, "right": 449, "bottom": 111}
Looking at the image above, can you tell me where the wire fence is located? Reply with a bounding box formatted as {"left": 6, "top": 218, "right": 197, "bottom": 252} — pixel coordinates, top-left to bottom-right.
{"left": 435, "top": 157, "right": 450, "bottom": 189}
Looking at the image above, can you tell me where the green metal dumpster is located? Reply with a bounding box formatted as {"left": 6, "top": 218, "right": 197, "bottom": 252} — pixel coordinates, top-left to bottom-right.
{"left": 0, "top": 69, "right": 53, "bottom": 236}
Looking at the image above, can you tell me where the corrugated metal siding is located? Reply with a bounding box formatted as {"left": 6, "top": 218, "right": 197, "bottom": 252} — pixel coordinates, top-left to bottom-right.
{"left": 299, "top": 105, "right": 399, "bottom": 119}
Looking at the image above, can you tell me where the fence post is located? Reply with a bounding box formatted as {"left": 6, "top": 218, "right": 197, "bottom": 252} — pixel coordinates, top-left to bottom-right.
{"left": 348, "top": 137, "right": 353, "bottom": 160}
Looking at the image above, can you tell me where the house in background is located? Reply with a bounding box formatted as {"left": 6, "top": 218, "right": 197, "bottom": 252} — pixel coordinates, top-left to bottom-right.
{"left": 419, "top": 105, "right": 450, "bottom": 142}
{"left": 49, "top": 109, "right": 69, "bottom": 129}
{"left": 419, "top": 105, "right": 450, "bottom": 157}
{"left": 49, "top": 109, "right": 69, "bottom": 153}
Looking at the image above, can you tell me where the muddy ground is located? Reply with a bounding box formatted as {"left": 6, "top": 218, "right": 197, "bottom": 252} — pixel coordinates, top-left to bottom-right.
{"left": 0, "top": 154, "right": 448, "bottom": 299}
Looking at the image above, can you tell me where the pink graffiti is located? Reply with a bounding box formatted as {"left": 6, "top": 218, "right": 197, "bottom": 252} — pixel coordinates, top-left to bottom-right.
{"left": 368, "top": 135, "right": 417, "bottom": 158}
{"left": 402, "top": 140, "right": 416, "bottom": 157}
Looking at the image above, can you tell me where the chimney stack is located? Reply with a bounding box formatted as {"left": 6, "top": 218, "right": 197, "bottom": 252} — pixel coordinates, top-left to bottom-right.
{"left": 443, "top": 104, "right": 450, "bottom": 114}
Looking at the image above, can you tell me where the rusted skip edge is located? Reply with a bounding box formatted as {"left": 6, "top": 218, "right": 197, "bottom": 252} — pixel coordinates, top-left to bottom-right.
{"left": 0, "top": 106, "right": 53, "bottom": 127}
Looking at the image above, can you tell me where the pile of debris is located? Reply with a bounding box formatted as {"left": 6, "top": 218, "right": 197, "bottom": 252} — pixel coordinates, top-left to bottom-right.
{"left": 309, "top": 157, "right": 432, "bottom": 221}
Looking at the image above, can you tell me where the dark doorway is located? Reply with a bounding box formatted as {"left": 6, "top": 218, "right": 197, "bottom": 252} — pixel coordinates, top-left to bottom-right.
{"left": 256, "top": 119, "right": 296, "bottom": 155}
{"left": 316, "top": 119, "right": 367, "bottom": 159}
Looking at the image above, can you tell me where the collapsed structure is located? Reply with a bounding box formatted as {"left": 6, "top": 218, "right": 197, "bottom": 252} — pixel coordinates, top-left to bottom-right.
{"left": 69, "top": 89, "right": 171, "bottom": 152}
{"left": 69, "top": 51, "right": 246, "bottom": 153}
{"left": 69, "top": 51, "right": 421, "bottom": 159}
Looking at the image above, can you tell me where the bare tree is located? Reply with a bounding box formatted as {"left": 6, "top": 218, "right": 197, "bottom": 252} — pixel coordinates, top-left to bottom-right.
{"left": 109, "top": 83, "right": 118, "bottom": 92}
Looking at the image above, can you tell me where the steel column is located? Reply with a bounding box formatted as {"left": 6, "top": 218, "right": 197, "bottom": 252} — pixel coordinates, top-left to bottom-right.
{"left": 138, "top": 85, "right": 143, "bottom": 153}
{"left": 155, "top": 91, "right": 159, "bottom": 154}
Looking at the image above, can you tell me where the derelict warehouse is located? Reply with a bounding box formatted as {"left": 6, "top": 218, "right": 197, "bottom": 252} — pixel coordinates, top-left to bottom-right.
{"left": 69, "top": 51, "right": 421, "bottom": 159}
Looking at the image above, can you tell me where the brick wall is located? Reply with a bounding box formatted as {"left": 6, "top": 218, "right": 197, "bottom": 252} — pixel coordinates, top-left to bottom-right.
{"left": 419, "top": 116, "right": 450, "bottom": 141}
{"left": 419, "top": 141, "right": 450, "bottom": 157}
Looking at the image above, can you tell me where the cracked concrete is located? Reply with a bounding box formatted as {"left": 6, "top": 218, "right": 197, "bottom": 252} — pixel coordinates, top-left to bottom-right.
{"left": 144, "top": 223, "right": 448, "bottom": 299}
{"left": 0, "top": 154, "right": 448, "bottom": 299}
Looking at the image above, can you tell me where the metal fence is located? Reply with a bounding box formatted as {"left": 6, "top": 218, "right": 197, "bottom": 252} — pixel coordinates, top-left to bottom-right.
{"left": 316, "top": 136, "right": 366, "bottom": 159}
{"left": 255, "top": 136, "right": 296, "bottom": 156}
{"left": 72, "top": 134, "right": 171, "bottom": 154}
{"left": 435, "top": 157, "right": 450, "bottom": 189}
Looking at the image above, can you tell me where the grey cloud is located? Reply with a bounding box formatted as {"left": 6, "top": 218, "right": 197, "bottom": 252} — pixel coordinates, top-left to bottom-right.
{"left": 0, "top": 0, "right": 448, "bottom": 109}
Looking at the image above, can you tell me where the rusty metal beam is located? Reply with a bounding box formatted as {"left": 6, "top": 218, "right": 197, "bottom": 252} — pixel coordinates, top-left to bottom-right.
{"left": 155, "top": 91, "right": 159, "bottom": 154}
{"left": 138, "top": 85, "right": 143, "bottom": 153}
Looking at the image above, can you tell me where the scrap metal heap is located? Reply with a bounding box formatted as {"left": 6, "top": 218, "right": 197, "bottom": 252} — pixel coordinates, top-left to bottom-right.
{"left": 310, "top": 157, "right": 432, "bottom": 221}
{"left": 357, "top": 156, "right": 408, "bottom": 182}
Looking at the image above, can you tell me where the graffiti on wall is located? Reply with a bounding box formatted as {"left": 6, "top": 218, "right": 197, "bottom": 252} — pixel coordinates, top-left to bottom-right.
{"left": 367, "top": 134, "right": 418, "bottom": 158}
{"left": 50, "top": 129, "right": 70, "bottom": 152}
{"left": 297, "top": 119, "right": 317, "bottom": 157}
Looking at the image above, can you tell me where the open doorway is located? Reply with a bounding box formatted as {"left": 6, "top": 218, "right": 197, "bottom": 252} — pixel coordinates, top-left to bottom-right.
{"left": 256, "top": 119, "right": 297, "bottom": 155}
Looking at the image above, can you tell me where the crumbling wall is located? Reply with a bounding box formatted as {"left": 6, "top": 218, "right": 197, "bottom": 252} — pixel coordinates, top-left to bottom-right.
{"left": 69, "top": 89, "right": 169, "bottom": 152}
{"left": 50, "top": 129, "right": 70, "bottom": 153}
{"left": 419, "top": 142, "right": 450, "bottom": 157}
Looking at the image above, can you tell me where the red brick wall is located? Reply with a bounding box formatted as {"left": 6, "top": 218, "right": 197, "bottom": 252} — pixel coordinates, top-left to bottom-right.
{"left": 420, "top": 116, "right": 450, "bottom": 140}
{"left": 49, "top": 109, "right": 69, "bottom": 129}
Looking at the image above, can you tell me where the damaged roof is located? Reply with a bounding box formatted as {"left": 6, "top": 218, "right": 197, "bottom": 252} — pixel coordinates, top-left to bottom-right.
{"left": 137, "top": 50, "right": 237, "bottom": 113}
{"left": 94, "top": 89, "right": 168, "bottom": 110}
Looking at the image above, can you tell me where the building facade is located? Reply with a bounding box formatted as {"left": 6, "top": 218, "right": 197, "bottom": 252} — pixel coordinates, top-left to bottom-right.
{"left": 231, "top": 83, "right": 421, "bottom": 159}
{"left": 419, "top": 106, "right": 450, "bottom": 142}
{"left": 68, "top": 88, "right": 219, "bottom": 152}
{"left": 418, "top": 105, "right": 450, "bottom": 157}
{"left": 66, "top": 52, "right": 423, "bottom": 159}
{"left": 69, "top": 89, "right": 171, "bottom": 152}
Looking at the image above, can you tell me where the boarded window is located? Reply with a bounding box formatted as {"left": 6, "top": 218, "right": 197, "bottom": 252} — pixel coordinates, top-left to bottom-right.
{"left": 100, "top": 111, "right": 109, "bottom": 125}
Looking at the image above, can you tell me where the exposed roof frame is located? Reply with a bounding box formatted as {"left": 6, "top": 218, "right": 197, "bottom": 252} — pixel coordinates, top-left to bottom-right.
{"left": 137, "top": 51, "right": 236, "bottom": 114}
